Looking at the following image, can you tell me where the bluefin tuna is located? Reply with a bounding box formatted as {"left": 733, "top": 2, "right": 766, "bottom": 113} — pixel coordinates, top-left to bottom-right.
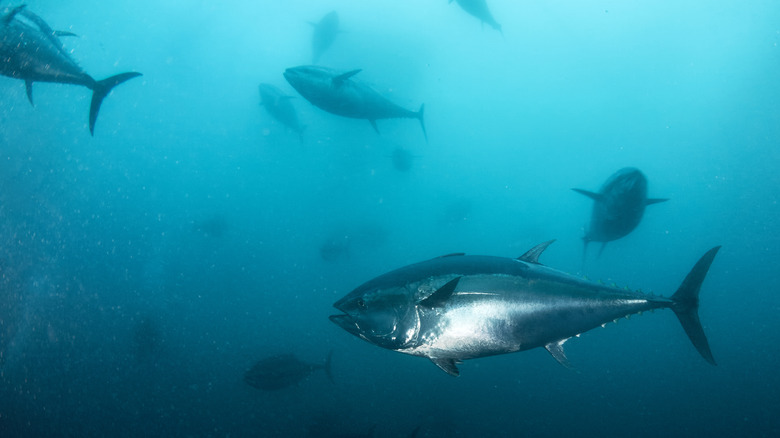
{"left": 573, "top": 167, "right": 668, "bottom": 256}
{"left": 244, "top": 351, "right": 333, "bottom": 391}
{"left": 310, "top": 11, "right": 339, "bottom": 64}
{"left": 0, "top": 6, "right": 141, "bottom": 135}
{"left": 283, "top": 65, "right": 426, "bottom": 140}
{"left": 330, "top": 241, "right": 719, "bottom": 376}
{"left": 258, "top": 83, "right": 304, "bottom": 141}
{"left": 450, "top": 0, "right": 502, "bottom": 32}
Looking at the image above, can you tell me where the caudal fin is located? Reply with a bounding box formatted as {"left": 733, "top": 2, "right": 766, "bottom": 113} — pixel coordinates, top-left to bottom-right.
{"left": 417, "top": 104, "right": 427, "bottom": 142}
{"left": 670, "top": 246, "right": 721, "bottom": 365}
{"left": 89, "top": 72, "right": 142, "bottom": 135}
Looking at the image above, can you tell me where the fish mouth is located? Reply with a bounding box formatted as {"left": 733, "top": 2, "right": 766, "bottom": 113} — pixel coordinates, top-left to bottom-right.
{"left": 282, "top": 69, "right": 296, "bottom": 82}
{"left": 329, "top": 313, "right": 361, "bottom": 337}
{"left": 283, "top": 68, "right": 301, "bottom": 80}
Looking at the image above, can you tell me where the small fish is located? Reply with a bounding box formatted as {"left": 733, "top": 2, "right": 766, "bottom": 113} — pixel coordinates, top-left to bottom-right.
{"left": 391, "top": 147, "right": 415, "bottom": 172}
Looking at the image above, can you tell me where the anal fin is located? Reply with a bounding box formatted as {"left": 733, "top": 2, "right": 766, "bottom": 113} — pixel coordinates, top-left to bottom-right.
{"left": 430, "top": 357, "right": 460, "bottom": 376}
{"left": 545, "top": 339, "right": 573, "bottom": 369}
{"left": 369, "top": 119, "right": 379, "bottom": 134}
{"left": 25, "top": 80, "right": 34, "bottom": 105}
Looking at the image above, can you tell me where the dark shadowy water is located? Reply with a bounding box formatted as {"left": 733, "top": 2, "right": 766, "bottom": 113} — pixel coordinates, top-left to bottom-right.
{"left": 1, "top": 1, "right": 779, "bottom": 437}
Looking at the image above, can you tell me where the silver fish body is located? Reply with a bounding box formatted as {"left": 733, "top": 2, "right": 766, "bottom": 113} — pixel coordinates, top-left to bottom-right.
{"left": 330, "top": 241, "right": 719, "bottom": 376}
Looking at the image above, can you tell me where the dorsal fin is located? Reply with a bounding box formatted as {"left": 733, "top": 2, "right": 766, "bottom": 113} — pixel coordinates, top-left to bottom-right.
{"left": 3, "top": 4, "right": 26, "bottom": 24}
{"left": 419, "top": 277, "right": 460, "bottom": 308}
{"left": 518, "top": 240, "right": 555, "bottom": 264}
{"left": 571, "top": 188, "right": 603, "bottom": 202}
{"left": 332, "top": 69, "right": 362, "bottom": 86}
{"left": 17, "top": 8, "right": 69, "bottom": 52}
{"left": 435, "top": 253, "right": 465, "bottom": 259}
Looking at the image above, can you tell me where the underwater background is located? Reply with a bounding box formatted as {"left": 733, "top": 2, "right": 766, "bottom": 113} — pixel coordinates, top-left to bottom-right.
{"left": 1, "top": 0, "right": 779, "bottom": 436}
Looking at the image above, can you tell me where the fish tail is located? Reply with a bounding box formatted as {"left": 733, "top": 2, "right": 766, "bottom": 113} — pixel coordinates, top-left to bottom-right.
{"left": 89, "top": 72, "right": 142, "bottom": 135}
{"left": 417, "top": 103, "right": 427, "bottom": 142}
{"left": 323, "top": 350, "right": 334, "bottom": 383}
{"left": 670, "top": 246, "right": 721, "bottom": 365}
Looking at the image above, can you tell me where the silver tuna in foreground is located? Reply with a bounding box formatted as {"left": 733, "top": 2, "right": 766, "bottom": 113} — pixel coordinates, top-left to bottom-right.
{"left": 330, "top": 241, "right": 719, "bottom": 376}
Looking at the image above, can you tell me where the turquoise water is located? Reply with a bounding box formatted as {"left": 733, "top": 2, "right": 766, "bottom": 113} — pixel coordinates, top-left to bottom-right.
{"left": 1, "top": 1, "right": 778, "bottom": 436}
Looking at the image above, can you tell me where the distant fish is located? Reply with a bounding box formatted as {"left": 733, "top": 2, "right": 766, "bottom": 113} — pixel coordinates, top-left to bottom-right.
{"left": 572, "top": 167, "right": 668, "bottom": 257}
{"left": 0, "top": 6, "right": 141, "bottom": 135}
{"left": 192, "top": 215, "right": 228, "bottom": 238}
{"left": 284, "top": 65, "right": 426, "bottom": 140}
{"left": 438, "top": 199, "right": 472, "bottom": 225}
{"left": 450, "top": 0, "right": 502, "bottom": 32}
{"left": 310, "top": 11, "right": 339, "bottom": 64}
{"left": 258, "top": 83, "right": 304, "bottom": 141}
{"left": 391, "top": 147, "right": 415, "bottom": 172}
{"left": 132, "top": 315, "right": 162, "bottom": 363}
{"left": 244, "top": 352, "right": 333, "bottom": 391}
{"left": 320, "top": 235, "right": 351, "bottom": 262}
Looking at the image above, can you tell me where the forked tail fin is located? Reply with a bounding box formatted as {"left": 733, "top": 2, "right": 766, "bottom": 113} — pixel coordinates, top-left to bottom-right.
{"left": 89, "top": 72, "right": 142, "bottom": 135}
{"left": 670, "top": 246, "right": 721, "bottom": 365}
{"left": 417, "top": 104, "right": 427, "bottom": 142}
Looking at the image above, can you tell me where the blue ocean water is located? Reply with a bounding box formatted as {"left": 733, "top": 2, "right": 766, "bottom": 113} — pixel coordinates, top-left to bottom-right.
{"left": 1, "top": 0, "right": 778, "bottom": 436}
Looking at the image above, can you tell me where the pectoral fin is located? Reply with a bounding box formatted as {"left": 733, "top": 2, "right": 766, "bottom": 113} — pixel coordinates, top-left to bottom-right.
{"left": 545, "top": 339, "right": 573, "bottom": 369}
{"left": 430, "top": 358, "right": 460, "bottom": 376}
{"left": 369, "top": 119, "right": 379, "bottom": 134}
{"left": 646, "top": 198, "right": 669, "bottom": 205}
{"left": 332, "top": 69, "right": 362, "bottom": 86}
{"left": 571, "top": 188, "right": 603, "bottom": 202}
{"left": 419, "top": 277, "right": 460, "bottom": 308}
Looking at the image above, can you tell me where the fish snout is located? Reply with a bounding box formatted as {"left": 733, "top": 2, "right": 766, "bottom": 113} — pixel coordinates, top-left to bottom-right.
{"left": 329, "top": 313, "right": 361, "bottom": 337}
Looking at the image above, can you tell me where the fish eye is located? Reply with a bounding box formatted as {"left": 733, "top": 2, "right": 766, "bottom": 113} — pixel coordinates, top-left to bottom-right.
{"left": 356, "top": 298, "right": 366, "bottom": 309}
